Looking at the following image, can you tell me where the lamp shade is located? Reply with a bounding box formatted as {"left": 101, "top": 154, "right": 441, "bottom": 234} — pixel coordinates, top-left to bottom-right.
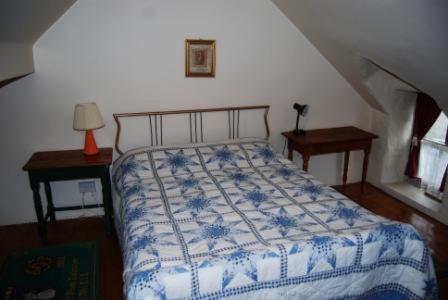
{"left": 73, "top": 102, "right": 104, "bottom": 131}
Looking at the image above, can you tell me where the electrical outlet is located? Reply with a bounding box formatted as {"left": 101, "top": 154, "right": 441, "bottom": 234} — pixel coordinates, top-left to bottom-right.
{"left": 78, "top": 181, "right": 96, "bottom": 193}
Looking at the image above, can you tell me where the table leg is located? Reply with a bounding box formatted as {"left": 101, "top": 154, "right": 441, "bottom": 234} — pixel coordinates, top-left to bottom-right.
{"left": 29, "top": 177, "right": 47, "bottom": 242}
{"left": 361, "top": 145, "right": 372, "bottom": 194}
{"left": 287, "top": 145, "right": 293, "bottom": 161}
{"left": 343, "top": 151, "right": 350, "bottom": 186}
{"left": 302, "top": 152, "right": 310, "bottom": 172}
{"left": 101, "top": 167, "right": 113, "bottom": 235}
{"left": 44, "top": 181, "right": 56, "bottom": 222}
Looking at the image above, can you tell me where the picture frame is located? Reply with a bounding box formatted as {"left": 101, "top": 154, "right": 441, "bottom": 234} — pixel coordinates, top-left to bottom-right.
{"left": 185, "top": 39, "right": 216, "bottom": 77}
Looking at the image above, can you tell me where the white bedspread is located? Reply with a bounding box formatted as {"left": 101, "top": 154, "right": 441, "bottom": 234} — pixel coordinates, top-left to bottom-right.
{"left": 112, "top": 139, "right": 436, "bottom": 299}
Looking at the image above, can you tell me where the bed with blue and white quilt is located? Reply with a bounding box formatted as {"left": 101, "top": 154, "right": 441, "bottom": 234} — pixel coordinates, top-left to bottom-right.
{"left": 112, "top": 138, "right": 437, "bottom": 299}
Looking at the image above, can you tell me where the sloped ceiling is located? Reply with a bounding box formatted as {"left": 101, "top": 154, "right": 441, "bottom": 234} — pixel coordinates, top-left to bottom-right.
{"left": 272, "top": 0, "right": 448, "bottom": 113}
{"left": 0, "top": 0, "right": 76, "bottom": 83}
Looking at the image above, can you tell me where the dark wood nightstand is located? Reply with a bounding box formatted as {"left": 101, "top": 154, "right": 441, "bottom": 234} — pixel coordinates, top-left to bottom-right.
{"left": 282, "top": 126, "right": 378, "bottom": 193}
{"left": 23, "top": 148, "right": 113, "bottom": 242}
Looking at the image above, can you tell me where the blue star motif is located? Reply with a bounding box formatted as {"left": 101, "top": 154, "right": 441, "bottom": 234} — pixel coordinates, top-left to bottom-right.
{"left": 203, "top": 223, "right": 230, "bottom": 239}
{"left": 122, "top": 202, "right": 165, "bottom": 233}
{"left": 122, "top": 181, "right": 158, "bottom": 199}
{"left": 251, "top": 144, "right": 278, "bottom": 164}
{"left": 126, "top": 207, "right": 147, "bottom": 223}
{"left": 123, "top": 185, "right": 146, "bottom": 198}
{"left": 131, "top": 232, "right": 158, "bottom": 251}
{"left": 241, "top": 189, "right": 271, "bottom": 208}
{"left": 255, "top": 207, "right": 316, "bottom": 237}
{"left": 304, "top": 235, "right": 355, "bottom": 273}
{"left": 165, "top": 174, "right": 209, "bottom": 195}
{"left": 119, "top": 155, "right": 149, "bottom": 179}
{"left": 423, "top": 278, "right": 437, "bottom": 297}
{"left": 180, "top": 177, "right": 199, "bottom": 188}
{"left": 273, "top": 166, "right": 295, "bottom": 180}
{"left": 221, "top": 250, "right": 258, "bottom": 286}
{"left": 221, "top": 249, "right": 278, "bottom": 288}
{"left": 126, "top": 226, "right": 176, "bottom": 268}
{"left": 206, "top": 145, "right": 245, "bottom": 169}
{"left": 214, "top": 168, "right": 257, "bottom": 187}
{"left": 229, "top": 171, "right": 249, "bottom": 184}
{"left": 246, "top": 190, "right": 267, "bottom": 204}
{"left": 365, "top": 223, "right": 421, "bottom": 257}
{"left": 185, "top": 217, "right": 250, "bottom": 251}
{"left": 314, "top": 201, "right": 373, "bottom": 227}
{"left": 177, "top": 176, "right": 200, "bottom": 193}
{"left": 171, "top": 192, "right": 226, "bottom": 218}
{"left": 186, "top": 195, "right": 211, "bottom": 212}
{"left": 156, "top": 149, "right": 198, "bottom": 174}
{"left": 293, "top": 182, "right": 330, "bottom": 200}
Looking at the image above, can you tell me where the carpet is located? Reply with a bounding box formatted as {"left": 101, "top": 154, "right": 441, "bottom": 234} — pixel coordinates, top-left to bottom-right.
{"left": 0, "top": 241, "right": 99, "bottom": 300}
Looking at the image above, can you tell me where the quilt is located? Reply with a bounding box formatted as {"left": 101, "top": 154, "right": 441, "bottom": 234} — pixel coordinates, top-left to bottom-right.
{"left": 112, "top": 139, "right": 437, "bottom": 299}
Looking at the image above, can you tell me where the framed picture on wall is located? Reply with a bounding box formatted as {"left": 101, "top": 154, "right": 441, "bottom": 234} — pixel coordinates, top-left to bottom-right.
{"left": 185, "top": 39, "right": 216, "bottom": 77}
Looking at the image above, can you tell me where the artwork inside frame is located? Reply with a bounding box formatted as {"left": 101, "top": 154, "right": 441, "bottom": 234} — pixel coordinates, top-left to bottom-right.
{"left": 185, "top": 39, "right": 216, "bottom": 77}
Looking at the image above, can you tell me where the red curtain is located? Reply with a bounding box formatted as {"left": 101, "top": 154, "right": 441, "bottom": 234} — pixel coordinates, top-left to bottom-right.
{"left": 441, "top": 130, "right": 448, "bottom": 192}
{"left": 404, "top": 93, "right": 441, "bottom": 178}
{"left": 439, "top": 167, "right": 447, "bottom": 192}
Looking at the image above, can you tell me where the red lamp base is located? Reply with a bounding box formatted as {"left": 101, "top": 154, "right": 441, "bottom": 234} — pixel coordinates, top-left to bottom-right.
{"left": 83, "top": 129, "right": 99, "bottom": 156}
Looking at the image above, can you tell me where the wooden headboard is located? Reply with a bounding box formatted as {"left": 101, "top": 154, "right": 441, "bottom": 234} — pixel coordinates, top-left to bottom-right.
{"left": 113, "top": 105, "right": 270, "bottom": 155}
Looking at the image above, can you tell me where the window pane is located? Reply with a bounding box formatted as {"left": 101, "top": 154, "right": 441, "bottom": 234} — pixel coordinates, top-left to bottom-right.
{"left": 424, "top": 113, "right": 448, "bottom": 143}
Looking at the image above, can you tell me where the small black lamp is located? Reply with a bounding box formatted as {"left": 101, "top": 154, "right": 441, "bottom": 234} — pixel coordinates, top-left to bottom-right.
{"left": 293, "top": 103, "right": 309, "bottom": 135}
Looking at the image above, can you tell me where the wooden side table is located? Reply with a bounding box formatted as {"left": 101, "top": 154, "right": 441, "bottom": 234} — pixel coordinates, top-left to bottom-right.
{"left": 23, "top": 148, "right": 113, "bottom": 242}
{"left": 282, "top": 126, "right": 378, "bottom": 193}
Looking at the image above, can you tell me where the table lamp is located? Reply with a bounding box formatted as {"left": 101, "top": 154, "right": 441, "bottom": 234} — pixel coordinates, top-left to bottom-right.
{"left": 73, "top": 102, "right": 104, "bottom": 155}
{"left": 293, "top": 103, "right": 309, "bottom": 135}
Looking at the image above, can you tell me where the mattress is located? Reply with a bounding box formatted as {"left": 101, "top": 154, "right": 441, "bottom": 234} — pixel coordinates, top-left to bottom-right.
{"left": 112, "top": 138, "right": 436, "bottom": 299}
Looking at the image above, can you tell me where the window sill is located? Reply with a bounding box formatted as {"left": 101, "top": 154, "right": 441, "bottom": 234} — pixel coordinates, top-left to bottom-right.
{"left": 375, "top": 181, "right": 448, "bottom": 225}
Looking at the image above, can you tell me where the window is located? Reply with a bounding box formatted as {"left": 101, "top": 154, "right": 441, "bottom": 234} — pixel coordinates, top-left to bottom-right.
{"left": 418, "top": 113, "right": 448, "bottom": 199}
{"left": 424, "top": 113, "right": 448, "bottom": 144}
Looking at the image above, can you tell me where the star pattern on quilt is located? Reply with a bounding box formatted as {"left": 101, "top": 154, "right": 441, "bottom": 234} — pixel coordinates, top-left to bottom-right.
{"left": 313, "top": 200, "right": 374, "bottom": 227}
{"left": 232, "top": 187, "right": 278, "bottom": 208}
{"left": 125, "top": 206, "right": 147, "bottom": 224}
{"left": 305, "top": 235, "right": 355, "bottom": 273}
{"left": 205, "top": 145, "right": 246, "bottom": 169}
{"left": 171, "top": 192, "right": 225, "bottom": 218}
{"left": 124, "top": 202, "right": 165, "bottom": 225}
{"left": 122, "top": 180, "right": 159, "bottom": 199}
{"left": 119, "top": 155, "right": 150, "bottom": 179}
{"left": 221, "top": 249, "right": 259, "bottom": 287}
{"left": 255, "top": 207, "right": 317, "bottom": 237}
{"left": 164, "top": 174, "right": 211, "bottom": 195}
{"left": 271, "top": 165, "right": 296, "bottom": 181}
{"left": 126, "top": 226, "right": 176, "bottom": 268}
{"left": 184, "top": 217, "right": 250, "bottom": 251}
{"left": 156, "top": 149, "right": 199, "bottom": 174}
{"left": 423, "top": 278, "right": 437, "bottom": 297}
{"left": 223, "top": 249, "right": 278, "bottom": 288}
{"left": 365, "top": 223, "right": 421, "bottom": 257}
{"left": 292, "top": 181, "right": 333, "bottom": 200}
{"left": 250, "top": 144, "right": 279, "bottom": 164}
{"left": 227, "top": 169, "right": 251, "bottom": 185}
{"left": 129, "top": 269, "right": 162, "bottom": 298}
{"left": 113, "top": 141, "right": 435, "bottom": 300}
{"left": 214, "top": 168, "right": 259, "bottom": 188}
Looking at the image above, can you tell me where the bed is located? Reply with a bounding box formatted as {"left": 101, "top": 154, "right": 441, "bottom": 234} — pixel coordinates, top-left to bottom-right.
{"left": 111, "top": 106, "right": 436, "bottom": 299}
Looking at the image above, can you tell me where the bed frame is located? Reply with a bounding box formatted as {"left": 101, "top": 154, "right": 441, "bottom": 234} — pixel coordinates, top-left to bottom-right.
{"left": 113, "top": 105, "right": 270, "bottom": 155}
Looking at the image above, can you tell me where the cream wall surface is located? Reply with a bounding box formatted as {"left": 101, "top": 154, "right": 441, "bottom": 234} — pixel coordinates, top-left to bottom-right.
{"left": 0, "top": 0, "right": 371, "bottom": 225}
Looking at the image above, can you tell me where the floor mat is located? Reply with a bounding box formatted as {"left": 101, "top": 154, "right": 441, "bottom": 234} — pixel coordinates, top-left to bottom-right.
{"left": 0, "top": 241, "right": 99, "bottom": 300}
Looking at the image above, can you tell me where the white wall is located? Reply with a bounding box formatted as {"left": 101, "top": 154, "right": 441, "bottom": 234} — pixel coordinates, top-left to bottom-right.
{"left": 0, "top": 0, "right": 371, "bottom": 225}
{"left": 272, "top": 0, "right": 448, "bottom": 115}
{"left": 365, "top": 67, "right": 416, "bottom": 184}
{"left": 0, "top": 42, "right": 34, "bottom": 81}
